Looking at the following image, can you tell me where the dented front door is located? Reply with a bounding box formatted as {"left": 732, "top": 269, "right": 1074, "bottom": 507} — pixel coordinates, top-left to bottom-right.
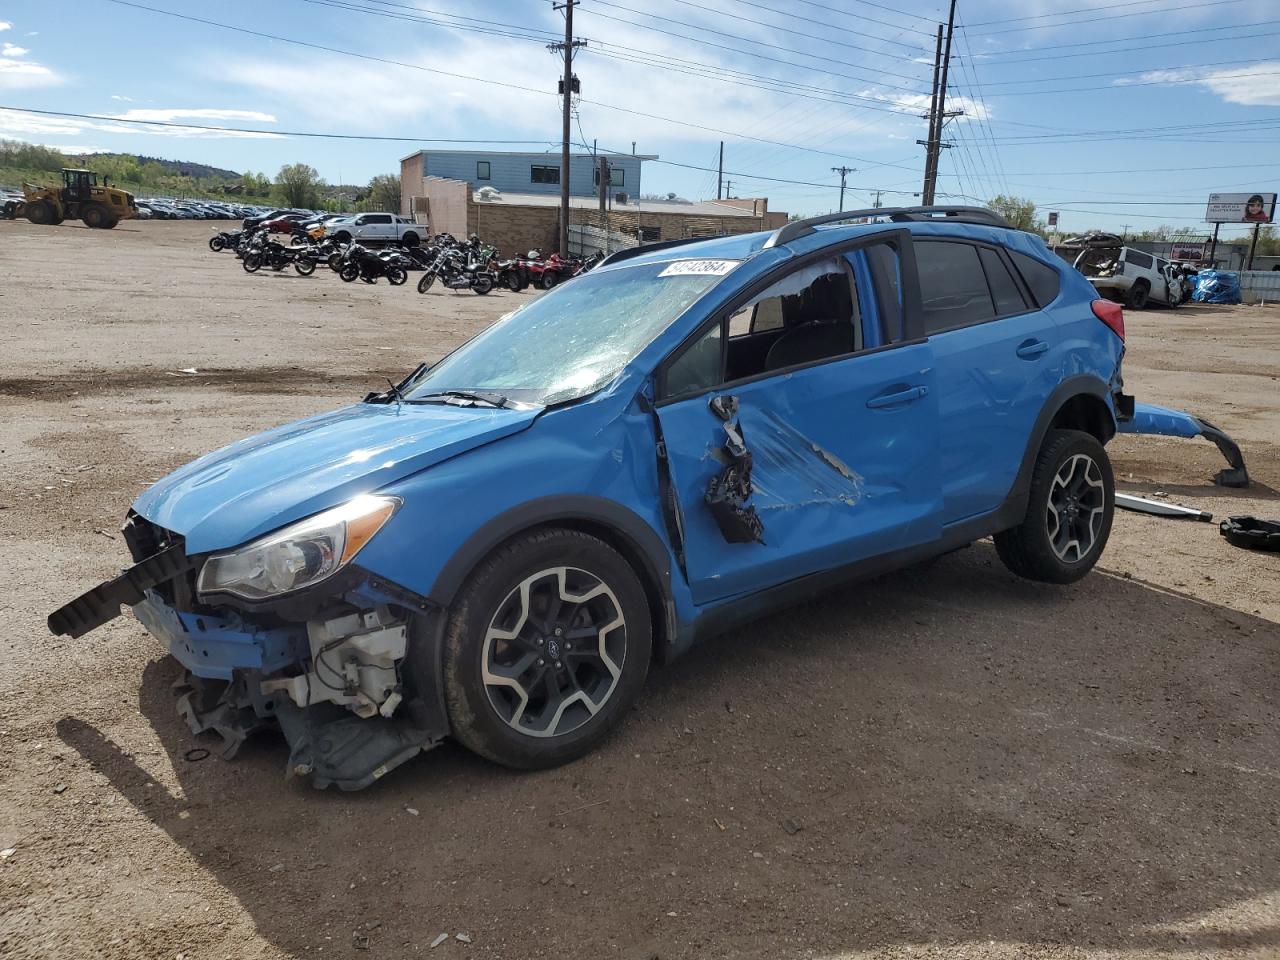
{"left": 656, "top": 343, "right": 942, "bottom": 606}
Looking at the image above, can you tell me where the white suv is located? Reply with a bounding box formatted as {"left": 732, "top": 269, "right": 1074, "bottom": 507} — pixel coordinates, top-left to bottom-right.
{"left": 327, "top": 213, "right": 422, "bottom": 246}
{"left": 1071, "top": 234, "right": 1184, "bottom": 309}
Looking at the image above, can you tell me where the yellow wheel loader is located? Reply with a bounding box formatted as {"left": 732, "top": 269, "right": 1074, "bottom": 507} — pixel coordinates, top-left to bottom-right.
{"left": 22, "top": 168, "right": 138, "bottom": 229}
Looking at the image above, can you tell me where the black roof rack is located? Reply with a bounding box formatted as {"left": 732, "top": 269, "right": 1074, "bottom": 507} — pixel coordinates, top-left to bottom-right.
{"left": 595, "top": 234, "right": 722, "bottom": 269}
{"left": 763, "top": 205, "right": 1012, "bottom": 249}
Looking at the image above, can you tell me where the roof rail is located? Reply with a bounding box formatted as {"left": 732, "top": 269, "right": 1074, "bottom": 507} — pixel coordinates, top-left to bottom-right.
{"left": 596, "top": 234, "right": 720, "bottom": 269}
{"left": 763, "top": 205, "right": 1012, "bottom": 249}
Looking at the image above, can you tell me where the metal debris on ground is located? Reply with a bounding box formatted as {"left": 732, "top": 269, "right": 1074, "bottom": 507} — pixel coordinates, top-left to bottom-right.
{"left": 455, "top": 933, "right": 472, "bottom": 944}
{"left": 1115, "top": 493, "right": 1212, "bottom": 522}
{"left": 430, "top": 933, "right": 449, "bottom": 949}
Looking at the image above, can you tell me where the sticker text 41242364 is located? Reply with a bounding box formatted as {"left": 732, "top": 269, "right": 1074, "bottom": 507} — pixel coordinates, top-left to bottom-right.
{"left": 658, "top": 259, "right": 740, "bottom": 278}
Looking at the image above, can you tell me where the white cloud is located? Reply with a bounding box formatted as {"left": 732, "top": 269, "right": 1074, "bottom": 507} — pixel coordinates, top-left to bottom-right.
{"left": 110, "top": 94, "right": 133, "bottom": 102}
{"left": 112, "top": 107, "right": 277, "bottom": 123}
{"left": 0, "top": 55, "right": 59, "bottom": 89}
{"left": 3, "top": 43, "right": 29, "bottom": 56}
{"left": 0, "top": 22, "right": 11, "bottom": 32}
{"left": 0, "top": 106, "right": 282, "bottom": 141}
{"left": 1117, "top": 63, "right": 1280, "bottom": 107}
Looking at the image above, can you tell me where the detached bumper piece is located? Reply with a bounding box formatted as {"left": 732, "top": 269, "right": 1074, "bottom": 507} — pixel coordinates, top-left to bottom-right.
{"left": 1220, "top": 516, "right": 1280, "bottom": 552}
{"left": 1116, "top": 402, "right": 1249, "bottom": 488}
{"left": 48, "top": 543, "right": 199, "bottom": 639}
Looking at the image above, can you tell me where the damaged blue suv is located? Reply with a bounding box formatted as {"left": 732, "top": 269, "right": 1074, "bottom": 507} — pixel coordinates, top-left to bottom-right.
{"left": 50, "top": 206, "right": 1131, "bottom": 790}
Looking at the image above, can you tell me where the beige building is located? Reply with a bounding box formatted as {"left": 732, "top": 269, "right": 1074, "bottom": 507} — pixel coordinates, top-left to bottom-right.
{"left": 400, "top": 160, "right": 787, "bottom": 257}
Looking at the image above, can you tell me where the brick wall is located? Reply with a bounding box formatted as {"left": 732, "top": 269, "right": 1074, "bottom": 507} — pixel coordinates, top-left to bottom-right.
{"left": 474, "top": 202, "right": 560, "bottom": 258}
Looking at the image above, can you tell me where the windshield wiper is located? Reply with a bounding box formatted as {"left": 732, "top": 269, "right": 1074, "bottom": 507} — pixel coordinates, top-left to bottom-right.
{"left": 410, "top": 389, "right": 515, "bottom": 409}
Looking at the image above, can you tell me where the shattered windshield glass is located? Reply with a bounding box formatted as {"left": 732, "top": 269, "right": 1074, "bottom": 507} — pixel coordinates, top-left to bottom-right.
{"left": 405, "top": 260, "right": 735, "bottom": 405}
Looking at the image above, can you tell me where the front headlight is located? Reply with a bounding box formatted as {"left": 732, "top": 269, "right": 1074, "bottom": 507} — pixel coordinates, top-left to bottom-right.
{"left": 197, "top": 495, "right": 399, "bottom": 600}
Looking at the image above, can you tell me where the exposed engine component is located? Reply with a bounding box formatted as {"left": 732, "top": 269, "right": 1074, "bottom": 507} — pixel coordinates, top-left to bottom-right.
{"left": 262, "top": 607, "right": 407, "bottom": 719}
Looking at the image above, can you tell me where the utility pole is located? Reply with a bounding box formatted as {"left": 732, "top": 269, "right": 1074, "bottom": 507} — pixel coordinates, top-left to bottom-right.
{"left": 831, "top": 165, "right": 854, "bottom": 212}
{"left": 717, "top": 140, "right": 724, "bottom": 200}
{"left": 724, "top": 179, "right": 734, "bottom": 199}
{"left": 1208, "top": 221, "right": 1221, "bottom": 266}
{"left": 1121, "top": 224, "right": 1132, "bottom": 241}
{"left": 550, "top": 0, "right": 584, "bottom": 255}
{"left": 919, "top": 0, "right": 960, "bottom": 206}
{"left": 872, "top": 189, "right": 884, "bottom": 209}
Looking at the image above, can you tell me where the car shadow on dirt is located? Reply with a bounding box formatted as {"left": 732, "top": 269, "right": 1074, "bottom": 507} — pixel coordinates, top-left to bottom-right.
{"left": 56, "top": 545, "right": 1280, "bottom": 958}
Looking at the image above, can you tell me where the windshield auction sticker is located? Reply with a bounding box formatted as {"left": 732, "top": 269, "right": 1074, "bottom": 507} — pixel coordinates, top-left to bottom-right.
{"left": 658, "top": 259, "right": 739, "bottom": 277}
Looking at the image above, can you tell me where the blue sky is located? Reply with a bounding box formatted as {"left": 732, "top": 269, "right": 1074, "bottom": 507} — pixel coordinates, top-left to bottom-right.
{"left": 1, "top": 0, "right": 1276, "bottom": 240}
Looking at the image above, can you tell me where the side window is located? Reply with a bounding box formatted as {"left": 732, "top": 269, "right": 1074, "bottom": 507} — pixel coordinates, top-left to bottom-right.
{"left": 1124, "top": 249, "right": 1153, "bottom": 270}
{"left": 476, "top": 161, "right": 490, "bottom": 181}
{"left": 369, "top": 214, "right": 392, "bottom": 225}
{"left": 978, "top": 247, "right": 1029, "bottom": 316}
{"left": 664, "top": 322, "right": 723, "bottom": 398}
{"left": 915, "top": 241, "right": 996, "bottom": 333}
{"left": 1007, "top": 250, "right": 1062, "bottom": 307}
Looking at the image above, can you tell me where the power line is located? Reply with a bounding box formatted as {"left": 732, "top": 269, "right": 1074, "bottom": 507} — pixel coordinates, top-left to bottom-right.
{"left": 0, "top": 105, "right": 560, "bottom": 144}
{"left": 969, "top": 0, "right": 1251, "bottom": 34}
{"left": 718, "top": 0, "right": 934, "bottom": 39}
{"left": 649, "top": 0, "right": 927, "bottom": 50}
{"left": 98, "top": 0, "right": 905, "bottom": 167}
{"left": 979, "top": 66, "right": 1280, "bottom": 98}
{"left": 962, "top": 21, "right": 1280, "bottom": 63}
{"left": 966, "top": 0, "right": 1240, "bottom": 27}
{"left": 974, "top": 56, "right": 1277, "bottom": 87}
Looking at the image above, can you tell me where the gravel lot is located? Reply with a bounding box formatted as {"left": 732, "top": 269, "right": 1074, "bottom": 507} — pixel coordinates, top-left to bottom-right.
{"left": 1, "top": 219, "right": 1277, "bottom": 960}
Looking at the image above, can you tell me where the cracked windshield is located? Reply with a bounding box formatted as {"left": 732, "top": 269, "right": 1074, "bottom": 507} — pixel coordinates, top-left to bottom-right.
{"left": 406, "top": 260, "right": 735, "bottom": 405}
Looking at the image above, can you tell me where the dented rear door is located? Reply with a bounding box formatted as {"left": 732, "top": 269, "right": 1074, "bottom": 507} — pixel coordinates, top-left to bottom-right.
{"left": 656, "top": 343, "right": 942, "bottom": 606}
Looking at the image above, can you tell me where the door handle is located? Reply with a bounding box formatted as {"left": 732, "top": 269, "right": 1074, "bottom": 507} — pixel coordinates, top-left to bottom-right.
{"left": 1016, "top": 338, "right": 1049, "bottom": 360}
{"left": 866, "top": 385, "right": 929, "bottom": 409}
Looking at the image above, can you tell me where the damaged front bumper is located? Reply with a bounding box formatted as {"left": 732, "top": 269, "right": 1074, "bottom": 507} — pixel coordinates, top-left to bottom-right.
{"left": 48, "top": 515, "right": 449, "bottom": 791}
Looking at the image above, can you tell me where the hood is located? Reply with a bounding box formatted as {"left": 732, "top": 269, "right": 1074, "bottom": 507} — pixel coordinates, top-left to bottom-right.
{"left": 133, "top": 401, "right": 540, "bottom": 553}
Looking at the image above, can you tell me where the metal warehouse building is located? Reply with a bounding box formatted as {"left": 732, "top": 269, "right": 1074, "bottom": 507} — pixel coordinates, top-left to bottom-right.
{"left": 400, "top": 149, "right": 653, "bottom": 201}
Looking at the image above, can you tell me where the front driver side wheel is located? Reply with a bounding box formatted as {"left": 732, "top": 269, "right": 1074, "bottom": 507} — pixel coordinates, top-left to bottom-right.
{"left": 440, "top": 529, "right": 653, "bottom": 769}
{"left": 994, "top": 429, "right": 1114, "bottom": 584}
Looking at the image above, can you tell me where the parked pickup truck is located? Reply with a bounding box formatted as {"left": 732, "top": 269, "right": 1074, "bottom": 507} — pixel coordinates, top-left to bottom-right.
{"left": 326, "top": 213, "right": 422, "bottom": 246}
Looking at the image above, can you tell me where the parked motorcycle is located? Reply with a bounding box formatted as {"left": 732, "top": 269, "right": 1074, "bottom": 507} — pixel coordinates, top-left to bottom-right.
{"left": 209, "top": 228, "right": 247, "bottom": 252}
{"left": 338, "top": 244, "right": 408, "bottom": 285}
{"left": 416, "top": 245, "right": 495, "bottom": 294}
{"left": 242, "top": 237, "right": 318, "bottom": 276}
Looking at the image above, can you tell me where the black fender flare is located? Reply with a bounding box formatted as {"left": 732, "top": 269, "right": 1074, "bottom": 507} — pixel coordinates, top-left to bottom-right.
{"left": 426, "top": 495, "right": 679, "bottom": 655}
{"left": 1003, "top": 376, "right": 1113, "bottom": 525}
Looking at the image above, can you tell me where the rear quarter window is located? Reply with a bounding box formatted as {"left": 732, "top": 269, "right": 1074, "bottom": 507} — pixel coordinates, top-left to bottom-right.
{"left": 1007, "top": 250, "right": 1062, "bottom": 308}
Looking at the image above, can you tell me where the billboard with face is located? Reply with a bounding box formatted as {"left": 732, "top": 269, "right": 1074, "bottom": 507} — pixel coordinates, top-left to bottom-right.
{"left": 1205, "top": 192, "right": 1276, "bottom": 223}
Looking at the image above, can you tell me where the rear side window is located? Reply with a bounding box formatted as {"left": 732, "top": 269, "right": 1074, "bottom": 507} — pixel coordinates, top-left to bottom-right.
{"left": 978, "top": 247, "right": 1028, "bottom": 316}
{"left": 1124, "top": 249, "right": 1153, "bottom": 270}
{"left": 915, "top": 241, "right": 996, "bottom": 333}
{"left": 1007, "top": 250, "right": 1063, "bottom": 307}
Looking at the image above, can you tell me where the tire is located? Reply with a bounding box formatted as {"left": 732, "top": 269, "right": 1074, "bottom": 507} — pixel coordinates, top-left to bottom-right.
{"left": 417, "top": 272, "right": 435, "bottom": 294}
{"left": 1125, "top": 281, "right": 1149, "bottom": 310}
{"left": 386, "top": 266, "right": 407, "bottom": 286}
{"left": 504, "top": 272, "right": 522, "bottom": 293}
{"left": 472, "top": 274, "right": 494, "bottom": 295}
{"left": 339, "top": 264, "right": 360, "bottom": 282}
{"left": 328, "top": 253, "right": 344, "bottom": 272}
{"left": 242, "top": 253, "right": 262, "bottom": 273}
{"left": 104, "top": 218, "right": 119, "bottom": 229}
{"left": 539, "top": 270, "right": 558, "bottom": 290}
{"left": 440, "top": 528, "right": 653, "bottom": 769}
{"left": 209, "top": 236, "right": 226, "bottom": 252}
{"left": 402, "top": 232, "right": 419, "bottom": 247}
{"left": 82, "top": 205, "right": 110, "bottom": 229}
{"left": 333, "top": 231, "right": 352, "bottom": 244}
{"left": 993, "top": 429, "right": 1114, "bottom": 584}
{"left": 294, "top": 257, "right": 316, "bottom": 276}
{"left": 26, "top": 200, "right": 55, "bottom": 225}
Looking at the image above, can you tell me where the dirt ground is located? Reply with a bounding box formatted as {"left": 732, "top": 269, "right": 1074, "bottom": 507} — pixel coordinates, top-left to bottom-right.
{"left": 0, "top": 220, "right": 1277, "bottom": 960}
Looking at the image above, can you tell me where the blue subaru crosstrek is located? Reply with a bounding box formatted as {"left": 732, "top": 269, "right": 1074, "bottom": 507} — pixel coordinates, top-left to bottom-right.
{"left": 50, "top": 206, "right": 1131, "bottom": 790}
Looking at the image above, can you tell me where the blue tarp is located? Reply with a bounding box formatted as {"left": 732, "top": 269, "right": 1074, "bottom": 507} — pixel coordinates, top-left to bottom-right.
{"left": 1191, "top": 269, "right": 1242, "bottom": 304}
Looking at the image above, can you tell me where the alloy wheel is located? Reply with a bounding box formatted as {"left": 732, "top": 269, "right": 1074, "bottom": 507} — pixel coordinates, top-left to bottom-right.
{"left": 1046, "top": 453, "right": 1106, "bottom": 563}
{"left": 481, "top": 566, "right": 626, "bottom": 738}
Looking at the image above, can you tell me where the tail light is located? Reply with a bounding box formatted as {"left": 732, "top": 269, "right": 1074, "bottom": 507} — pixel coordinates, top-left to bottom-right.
{"left": 1113, "top": 262, "right": 1124, "bottom": 276}
{"left": 1091, "top": 299, "right": 1125, "bottom": 340}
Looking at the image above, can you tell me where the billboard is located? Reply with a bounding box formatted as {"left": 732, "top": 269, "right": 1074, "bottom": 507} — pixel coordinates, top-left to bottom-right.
{"left": 1205, "top": 192, "right": 1275, "bottom": 223}
{"left": 1171, "top": 241, "right": 1206, "bottom": 262}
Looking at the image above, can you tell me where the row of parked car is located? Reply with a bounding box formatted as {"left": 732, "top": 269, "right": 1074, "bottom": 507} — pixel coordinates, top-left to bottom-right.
{"left": 134, "top": 199, "right": 316, "bottom": 221}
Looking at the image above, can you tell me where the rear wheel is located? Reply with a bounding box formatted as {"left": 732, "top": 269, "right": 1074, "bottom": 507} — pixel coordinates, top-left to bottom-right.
{"left": 994, "top": 429, "right": 1114, "bottom": 584}
{"left": 539, "top": 270, "right": 558, "bottom": 290}
{"left": 209, "top": 236, "right": 226, "bottom": 252}
{"left": 82, "top": 205, "right": 111, "bottom": 229}
{"left": 472, "top": 274, "right": 494, "bottom": 295}
{"left": 242, "top": 253, "right": 262, "bottom": 273}
{"left": 339, "top": 264, "right": 360, "bottom": 282}
{"left": 1125, "top": 280, "right": 1149, "bottom": 310}
{"left": 505, "top": 272, "right": 522, "bottom": 293}
{"left": 104, "top": 218, "right": 119, "bottom": 229}
{"left": 440, "top": 529, "right": 652, "bottom": 769}
{"left": 26, "top": 200, "right": 55, "bottom": 225}
{"left": 386, "top": 266, "right": 407, "bottom": 286}
{"left": 402, "top": 232, "right": 420, "bottom": 247}
{"left": 294, "top": 257, "right": 316, "bottom": 276}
